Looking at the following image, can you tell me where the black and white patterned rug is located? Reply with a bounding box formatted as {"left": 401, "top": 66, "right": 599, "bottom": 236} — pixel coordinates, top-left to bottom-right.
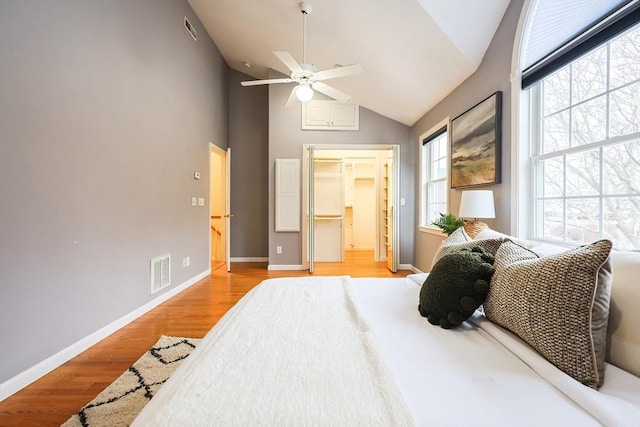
{"left": 62, "top": 335, "right": 200, "bottom": 427}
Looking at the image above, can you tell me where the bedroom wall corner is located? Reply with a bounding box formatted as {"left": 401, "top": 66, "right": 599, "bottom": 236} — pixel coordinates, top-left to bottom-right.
{"left": 410, "top": 0, "right": 524, "bottom": 273}
{"left": 228, "top": 69, "right": 269, "bottom": 258}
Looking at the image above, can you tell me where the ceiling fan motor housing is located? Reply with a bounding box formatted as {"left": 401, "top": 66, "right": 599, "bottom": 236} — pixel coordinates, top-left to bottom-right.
{"left": 299, "top": 2, "right": 312, "bottom": 15}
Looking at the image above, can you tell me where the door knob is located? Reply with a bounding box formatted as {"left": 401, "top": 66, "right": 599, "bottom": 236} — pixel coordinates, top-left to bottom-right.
{"left": 224, "top": 214, "right": 234, "bottom": 218}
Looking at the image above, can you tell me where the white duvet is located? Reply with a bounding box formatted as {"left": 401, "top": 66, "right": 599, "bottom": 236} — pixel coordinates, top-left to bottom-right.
{"left": 134, "top": 276, "right": 640, "bottom": 427}
{"left": 134, "top": 276, "right": 414, "bottom": 427}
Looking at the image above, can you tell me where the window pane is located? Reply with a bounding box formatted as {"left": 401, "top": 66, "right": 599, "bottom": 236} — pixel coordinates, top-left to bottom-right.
{"left": 603, "top": 139, "right": 640, "bottom": 195}
{"left": 431, "top": 138, "right": 440, "bottom": 160}
{"left": 432, "top": 158, "right": 447, "bottom": 180}
{"left": 438, "top": 137, "right": 447, "bottom": 160}
{"left": 566, "top": 149, "right": 599, "bottom": 196}
{"left": 543, "top": 66, "right": 571, "bottom": 116}
{"left": 603, "top": 197, "right": 640, "bottom": 249}
{"left": 566, "top": 198, "right": 600, "bottom": 244}
{"left": 572, "top": 45, "right": 607, "bottom": 104}
{"left": 537, "top": 199, "right": 564, "bottom": 240}
{"left": 542, "top": 110, "right": 570, "bottom": 153}
{"left": 427, "top": 203, "right": 438, "bottom": 225}
{"left": 609, "top": 81, "right": 640, "bottom": 138}
{"left": 429, "top": 181, "right": 445, "bottom": 206}
{"left": 610, "top": 25, "right": 640, "bottom": 89}
{"left": 421, "top": 183, "right": 428, "bottom": 224}
{"left": 571, "top": 95, "right": 606, "bottom": 146}
{"left": 541, "top": 157, "right": 564, "bottom": 197}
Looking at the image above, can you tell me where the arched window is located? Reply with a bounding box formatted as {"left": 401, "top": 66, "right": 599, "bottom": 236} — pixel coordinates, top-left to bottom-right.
{"left": 513, "top": 0, "right": 639, "bottom": 250}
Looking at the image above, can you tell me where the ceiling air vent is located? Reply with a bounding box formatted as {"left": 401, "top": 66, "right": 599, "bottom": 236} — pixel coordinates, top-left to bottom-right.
{"left": 184, "top": 17, "right": 197, "bottom": 41}
{"left": 150, "top": 254, "right": 171, "bottom": 294}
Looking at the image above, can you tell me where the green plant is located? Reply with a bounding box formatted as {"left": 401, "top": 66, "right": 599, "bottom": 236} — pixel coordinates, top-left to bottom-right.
{"left": 431, "top": 213, "right": 465, "bottom": 235}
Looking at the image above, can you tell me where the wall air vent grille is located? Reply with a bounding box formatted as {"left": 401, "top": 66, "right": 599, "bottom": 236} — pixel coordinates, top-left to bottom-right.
{"left": 150, "top": 254, "right": 171, "bottom": 294}
{"left": 184, "top": 17, "right": 197, "bottom": 41}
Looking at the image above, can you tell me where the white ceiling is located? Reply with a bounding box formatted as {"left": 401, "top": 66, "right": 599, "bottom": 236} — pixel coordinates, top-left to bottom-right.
{"left": 187, "top": 0, "right": 510, "bottom": 126}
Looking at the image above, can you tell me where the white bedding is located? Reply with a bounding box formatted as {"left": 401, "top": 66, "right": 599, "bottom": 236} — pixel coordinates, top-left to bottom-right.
{"left": 134, "top": 276, "right": 640, "bottom": 427}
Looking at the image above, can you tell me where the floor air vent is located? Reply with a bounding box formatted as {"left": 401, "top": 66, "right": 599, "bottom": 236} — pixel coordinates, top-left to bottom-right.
{"left": 184, "top": 17, "right": 197, "bottom": 41}
{"left": 150, "top": 254, "right": 171, "bottom": 294}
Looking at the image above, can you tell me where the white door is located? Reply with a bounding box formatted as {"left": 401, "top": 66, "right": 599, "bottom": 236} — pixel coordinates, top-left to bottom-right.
{"left": 386, "top": 147, "right": 399, "bottom": 273}
{"left": 209, "top": 145, "right": 231, "bottom": 272}
{"left": 225, "top": 148, "right": 232, "bottom": 272}
{"left": 301, "top": 146, "right": 316, "bottom": 272}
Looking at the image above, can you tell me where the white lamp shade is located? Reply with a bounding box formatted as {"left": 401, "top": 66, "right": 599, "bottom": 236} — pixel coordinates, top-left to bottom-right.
{"left": 295, "top": 84, "right": 314, "bottom": 102}
{"left": 459, "top": 190, "right": 495, "bottom": 219}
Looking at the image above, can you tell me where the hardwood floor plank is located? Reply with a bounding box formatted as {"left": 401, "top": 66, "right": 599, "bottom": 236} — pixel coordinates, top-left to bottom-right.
{"left": 0, "top": 251, "right": 411, "bottom": 426}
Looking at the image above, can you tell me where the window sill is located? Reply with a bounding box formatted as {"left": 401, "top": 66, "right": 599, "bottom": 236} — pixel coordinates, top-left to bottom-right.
{"left": 418, "top": 226, "right": 447, "bottom": 237}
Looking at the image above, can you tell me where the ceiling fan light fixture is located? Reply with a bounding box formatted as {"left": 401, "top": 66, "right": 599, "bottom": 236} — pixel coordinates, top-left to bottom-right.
{"left": 295, "top": 84, "right": 314, "bottom": 102}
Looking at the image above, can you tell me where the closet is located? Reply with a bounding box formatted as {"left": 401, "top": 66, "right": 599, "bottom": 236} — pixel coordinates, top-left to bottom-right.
{"left": 303, "top": 145, "right": 399, "bottom": 272}
{"left": 311, "top": 151, "right": 382, "bottom": 262}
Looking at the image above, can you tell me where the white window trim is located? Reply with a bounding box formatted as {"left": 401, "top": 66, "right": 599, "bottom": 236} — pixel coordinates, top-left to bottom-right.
{"left": 418, "top": 118, "right": 450, "bottom": 234}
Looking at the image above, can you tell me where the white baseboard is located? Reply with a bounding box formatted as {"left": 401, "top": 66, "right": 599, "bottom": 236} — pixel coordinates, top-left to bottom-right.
{"left": 399, "top": 264, "right": 422, "bottom": 273}
{"left": 0, "top": 269, "right": 211, "bottom": 402}
{"left": 267, "top": 264, "right": 306, "bottom": 271}
{"left": 230, "top": 257, "right": 268, "bottom": 262}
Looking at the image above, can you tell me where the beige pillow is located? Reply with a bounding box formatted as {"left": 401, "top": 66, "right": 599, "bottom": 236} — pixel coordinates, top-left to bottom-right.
{"left": 432, "top": 227, "right": 503, "bottom": 268}
{"left": 484, "top": 239, "right": 613, "bottom": 388}
{"left": 606, "top": 250, "right": 640, "bottom": 377}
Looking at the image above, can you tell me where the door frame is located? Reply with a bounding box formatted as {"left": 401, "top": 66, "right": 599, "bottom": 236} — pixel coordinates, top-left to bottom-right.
{"left": 209, "top": 143, "right": 231, "bottom": 272}
{"left": 302, "top": 144, "right": 400, "bottom": 272}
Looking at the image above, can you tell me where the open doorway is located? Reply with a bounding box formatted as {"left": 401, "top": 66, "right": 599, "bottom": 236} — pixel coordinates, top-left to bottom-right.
{"left": 302, "top": 145, "right": 399, "bottom": 273}
{"left": 210, "top": 145, "right": 230, "bottom": 272}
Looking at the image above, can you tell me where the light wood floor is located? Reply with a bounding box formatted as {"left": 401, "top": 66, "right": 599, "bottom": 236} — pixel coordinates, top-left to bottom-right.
{"left": 0, "top": 250, "right": 410, "bottom": 426}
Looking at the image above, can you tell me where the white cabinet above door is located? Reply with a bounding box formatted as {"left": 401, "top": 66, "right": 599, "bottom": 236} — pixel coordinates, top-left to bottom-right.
{"left": 302, "top": 100, "right": 359, "bottom": 131}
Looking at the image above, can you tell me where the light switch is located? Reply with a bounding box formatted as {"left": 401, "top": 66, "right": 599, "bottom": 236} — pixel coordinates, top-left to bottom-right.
{"left": 191, "top": 197, "right": 198, "bottom": 207}
{"left": 194, "top": 171, "right": 200, "bottom": 180}
{"left": 400, "top": 198, "right": 407, "bottom": 206}
{"left": 198, "top": 197, "right": 205, "bottom": 206}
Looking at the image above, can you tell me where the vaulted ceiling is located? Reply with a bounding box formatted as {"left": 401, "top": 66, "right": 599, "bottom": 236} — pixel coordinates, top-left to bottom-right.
{"left": 188, "top": 0, "right": 511, "bottom": 126}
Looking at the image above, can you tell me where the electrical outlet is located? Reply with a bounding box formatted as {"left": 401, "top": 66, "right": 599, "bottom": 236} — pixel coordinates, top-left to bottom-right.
{"left": 191, "top": 197, "right": 198, "bottom": 207}
{"left": 182, "top": 256, "right": 190, "bottom": 267}
{"left": 276, "top": 245, "right": 282, "bottom": 254}
{"left": 194, "top": 171, "right": 200, "bottom": 180}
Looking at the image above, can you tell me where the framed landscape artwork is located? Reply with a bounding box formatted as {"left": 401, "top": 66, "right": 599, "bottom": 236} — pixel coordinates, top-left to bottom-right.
{"left": 450, "top": 91, "right": 501, "bottom": 188}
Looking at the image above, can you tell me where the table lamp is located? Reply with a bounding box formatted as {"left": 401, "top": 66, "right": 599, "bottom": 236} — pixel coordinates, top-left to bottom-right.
{"left": 458, "top": 190, "right": 495, "bottom": 238}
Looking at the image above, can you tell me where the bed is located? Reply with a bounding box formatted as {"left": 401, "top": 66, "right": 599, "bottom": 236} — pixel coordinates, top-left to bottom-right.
{"left": 133, "top": 233, "right": 640, "bottom": 427}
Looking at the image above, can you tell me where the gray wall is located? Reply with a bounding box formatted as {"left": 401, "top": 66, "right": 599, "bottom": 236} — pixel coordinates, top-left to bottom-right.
{"left": 411, "top": 0, "right": 524, "bottom": 272}
{"left": 0, "top": 0, "right": 227, "bottom": 383}
{"left": 267, "top": 73, "right": 414, "bottom": 266}
{"left": 228, "top": 69, "right": 269, "bottom": 258}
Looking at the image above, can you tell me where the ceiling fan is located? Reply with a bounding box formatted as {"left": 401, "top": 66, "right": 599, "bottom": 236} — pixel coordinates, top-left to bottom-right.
{"left": 240, "top": 1, "right": 363, "bottom": 106}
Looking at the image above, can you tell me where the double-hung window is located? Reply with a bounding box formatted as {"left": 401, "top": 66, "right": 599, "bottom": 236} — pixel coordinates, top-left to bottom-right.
{"left": 420, "top": 124, "right": 448, "bottom": 229}
{"left": 526, "top": 22, "right": 640, "bottom": 250}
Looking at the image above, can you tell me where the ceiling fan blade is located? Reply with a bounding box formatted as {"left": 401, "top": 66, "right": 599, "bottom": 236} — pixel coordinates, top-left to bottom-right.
{"left": 315, "top": 63, "right": 363, "bottom": 81}
{"left": 241, "top": 78, "right": 293, "bottom": 87}
{"left": 284, "top": 86, "right": 299, "bottom": 107}
{"left": 274, "top": 51, "right": 303, "bottom": 74}
{"left": 312, "top": 82, "right": 350, "bottom": 102}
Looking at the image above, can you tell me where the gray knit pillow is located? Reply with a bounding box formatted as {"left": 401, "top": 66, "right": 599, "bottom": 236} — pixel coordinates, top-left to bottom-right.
{"left": 432, "top": 228, "right": 503, "bottom": 268}
{"left": 484, "top": 239, "right": 613, "bottom": 388}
